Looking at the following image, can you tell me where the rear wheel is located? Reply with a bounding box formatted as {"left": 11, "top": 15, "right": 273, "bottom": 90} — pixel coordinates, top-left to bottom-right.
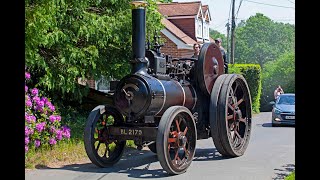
{"left": 156, "top": 106, "right": 197, "bottom": 175}
{"left": 210, "top": 74, "right": 252, "bottom": 157}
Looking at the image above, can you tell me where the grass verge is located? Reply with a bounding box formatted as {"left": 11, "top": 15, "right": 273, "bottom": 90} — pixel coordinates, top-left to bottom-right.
{"left": 284, "top": 171, "right": 295, "bottom": 180}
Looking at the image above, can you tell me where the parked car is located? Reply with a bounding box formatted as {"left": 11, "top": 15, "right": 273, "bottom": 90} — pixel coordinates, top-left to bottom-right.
{"left": 270, "top": 93, "right": 295, "bottom": 127}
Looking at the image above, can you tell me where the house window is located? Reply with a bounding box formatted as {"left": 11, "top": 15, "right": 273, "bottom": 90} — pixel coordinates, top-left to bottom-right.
{"left": 197, "top": 19, "right": 202, "bottom": 38}
{"left": 203, "top": 23, "right": 209, "bottom": 39}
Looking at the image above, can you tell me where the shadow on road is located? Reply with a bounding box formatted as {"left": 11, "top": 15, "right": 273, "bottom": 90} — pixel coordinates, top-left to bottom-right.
{"left": 36, "top": 147, "right": 229, "bottom": 178}
{"left": 258, "top": 123, "right": 295, "bottom": 128}
{"left": 193, "top": 148, "right": 232, "bottom": 161}
{"left": 273, "top": 164, "right": 295, "bottom": 180}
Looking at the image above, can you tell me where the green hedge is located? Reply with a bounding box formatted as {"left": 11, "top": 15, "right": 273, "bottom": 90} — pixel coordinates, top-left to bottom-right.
{"left": 228, "top": 64, "right": 262, "bottom": 113}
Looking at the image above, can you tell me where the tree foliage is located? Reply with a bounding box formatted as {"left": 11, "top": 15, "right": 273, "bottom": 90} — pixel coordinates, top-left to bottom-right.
{"left": 209, "top": 29, "right": 227, "bottom": 48}
{"left": 234, "top": 13, "right": 295, "bottom": 67}
{"left": 25, "top": 0, "right": 164, "bottom": 102}
{"left": 261, "top": 51, "right": 295, "bottom": 104}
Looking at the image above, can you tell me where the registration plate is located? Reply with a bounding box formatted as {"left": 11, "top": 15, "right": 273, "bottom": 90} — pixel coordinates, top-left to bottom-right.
{"left": 285, "top": 116, "right": 295, "bottom": 119}
{"left": 120, "top": 128, "right": 143, "bottom": 136}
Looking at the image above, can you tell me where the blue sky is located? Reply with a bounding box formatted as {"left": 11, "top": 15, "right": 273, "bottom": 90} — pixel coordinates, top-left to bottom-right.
{"left": 173, "top": 0, "right": 295, "bottom": 34}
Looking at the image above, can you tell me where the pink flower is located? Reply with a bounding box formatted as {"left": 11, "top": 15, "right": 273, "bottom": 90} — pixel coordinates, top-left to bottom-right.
{"left": 49, "top": 115, "right": 56, "bottom": 123}
{"left": 25, "top": 137, "right": 29, "bottom": 145}
{"left": 25, "top": 100, "right": 32, "bottom": 107}
{"left": 62, "top": 126, "right": 71, "bottom": 139}
{"left": 25, "top": 72, "right": 31, "bottom": 80}
{"left": 31, "top": 88, "right": 39, "bottom": 96}
{"left": 48, "top": 104, "right": 55, "bottom": 112}
{"left": 55, "top": 115, "right": 61, "bottom": 122}
{"left": 56, "top": 130, "right": 63, "bottom": 140}
{"left": 35, "top": 122, "right": 46, "bottom": 132}
{"left": 35, "top": 139, "right": 41, "bottom": 148}
{"left": 49, "top": 138, "right": 57, "bottom": 145}
{"left": 32, "top": 96, "right": 40, "bottom": 103}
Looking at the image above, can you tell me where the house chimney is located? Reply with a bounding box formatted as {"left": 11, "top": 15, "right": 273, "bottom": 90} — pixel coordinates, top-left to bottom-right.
{"left": 130, "top": 0, "right": 148, "bottom": 74}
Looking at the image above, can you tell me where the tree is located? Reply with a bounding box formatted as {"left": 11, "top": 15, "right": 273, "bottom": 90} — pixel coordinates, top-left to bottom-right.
{"left": 209, "top": 29, "right": 227, "bottom": 48}
{"left": 261, "top": 51, "right": 295, "bottom": 106}
{"left": 25, "top": 0, "right": 164, "bottom": 102}
{"left": 234, "top": 13, "right": 295, "bottom": 67}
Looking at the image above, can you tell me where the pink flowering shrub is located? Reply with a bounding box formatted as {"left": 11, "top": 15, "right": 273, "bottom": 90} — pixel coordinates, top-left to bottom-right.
{"left": 25, "top": 71, "right": 71, "bottom": 154}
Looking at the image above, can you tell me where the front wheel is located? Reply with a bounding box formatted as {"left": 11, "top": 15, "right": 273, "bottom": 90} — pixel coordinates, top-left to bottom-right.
{"left": 84, "top": 105, "right": 126, "bottom": 167}
{"left": 156, "top": 106, "right": 197, "bottom": 175}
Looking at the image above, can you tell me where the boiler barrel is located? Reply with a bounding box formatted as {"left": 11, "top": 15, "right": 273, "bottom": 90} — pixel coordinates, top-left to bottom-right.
{"left": 114, "top": 74, "right": 197, "bottom": 120}
{"left": 157, "top": 80, "right": 197, "bottom": 116}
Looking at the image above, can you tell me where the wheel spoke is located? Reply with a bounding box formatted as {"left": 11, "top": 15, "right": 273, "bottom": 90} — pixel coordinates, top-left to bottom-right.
{"left": 230, "top": 88, "right": 236, "bottom": 103}
{"left": 174, "top": 148, "right": 179, "bottom": 162}
{"left": 228, "top": 103, "right": 234, "bottom": 111}
{"left": 103, "top": 143, "right": 108, "bottom": 157}
{"left": 236, "top": 97, "right": 244, "bottom": 106}
{"left": 183, "top": 146, "right": 189, "bottom": 156}
{"left": 96, "top": 142, "right": 101, "bottom": 151}
{"left": 235, "top": 130, "right": 242, "bottom": 139}
{"left": 175, "top": 119, "right": 181, "bottom": 132}
{"left": 183, "top": 127, "right": 188, "bottom": 135}
{"left": 227, "top": 114, "right": 234, "bottom": 120}
{"left": 239, "top": 117, "right": 246, "bottom": 123}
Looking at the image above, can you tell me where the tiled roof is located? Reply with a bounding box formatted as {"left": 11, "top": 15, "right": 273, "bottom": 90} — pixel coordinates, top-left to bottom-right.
{"left": 161, "top": 18, "right": 196, "bottom": 45}
{"left": 158, "top": 1, "right": 201, "bottom": 17}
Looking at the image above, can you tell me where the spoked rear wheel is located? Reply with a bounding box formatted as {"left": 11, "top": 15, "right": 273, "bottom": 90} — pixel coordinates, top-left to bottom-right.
{"left": 210, "top": 74, "right": 252, "bottom": 157}
{"left": 84, "top": 105, "right": 126, "bottom": 167}
{"left": 156, "top": 106, "right": 197, "bottom": 175}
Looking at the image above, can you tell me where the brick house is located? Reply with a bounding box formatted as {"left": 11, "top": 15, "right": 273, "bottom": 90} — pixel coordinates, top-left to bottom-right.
{"left": 85, "top": 1, "right": 214, "bottom": 91}
{"left": 158, "top": 1, "right": 214, "bottom": 58}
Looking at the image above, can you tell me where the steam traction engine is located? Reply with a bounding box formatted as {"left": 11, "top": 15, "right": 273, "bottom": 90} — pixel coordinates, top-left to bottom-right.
{"left": 84, "top": 0, "right": 252, "bottom": 175}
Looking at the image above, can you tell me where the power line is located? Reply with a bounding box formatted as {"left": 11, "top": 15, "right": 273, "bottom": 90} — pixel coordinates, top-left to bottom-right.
{"left": 212, "top": 19, "right": 229, "bottom": 29}
{"left": 286, "top": 0, "right": 295, "bottom": 4}
{"left": 243, "top": 0, "right": 295, "bottom": 9}
{"left": 236, "top": 0, "right": 244, "bottom": 18}
{"left": 277, "top": 0, "right": 295, "bottom": 4}
{"left": 228, "top": 0, "right": 233, "bottom": 21}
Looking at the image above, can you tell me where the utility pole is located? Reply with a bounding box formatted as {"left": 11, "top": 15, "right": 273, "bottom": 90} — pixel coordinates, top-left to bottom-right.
{"left": 225, "top": 22, "right": 230, "bottom": 64}
{"left": 230, "top": 0, "right": 236, "bottom": 64}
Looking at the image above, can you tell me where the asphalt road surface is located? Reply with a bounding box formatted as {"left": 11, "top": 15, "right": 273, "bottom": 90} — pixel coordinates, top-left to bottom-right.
{"left": 25, "top": 112, "right": 295, "bottom": 180}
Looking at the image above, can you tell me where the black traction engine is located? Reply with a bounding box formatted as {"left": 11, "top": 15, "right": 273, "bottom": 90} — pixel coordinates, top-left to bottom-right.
{"left": 84, "top": 0, "right": 252, "bottom": 175}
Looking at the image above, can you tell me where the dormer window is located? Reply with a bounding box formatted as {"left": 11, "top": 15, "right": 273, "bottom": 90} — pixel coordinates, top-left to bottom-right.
{"left": 196, "top": 19, "right": 202, "bottom": 38}
{"left": 203, "top": 22, "right": 209, "bottom": 39}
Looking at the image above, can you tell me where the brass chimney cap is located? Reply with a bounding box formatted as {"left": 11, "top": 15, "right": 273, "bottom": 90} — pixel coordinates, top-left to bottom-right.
{"left": 130, "top": 1, "right": 148, "bottom": 9}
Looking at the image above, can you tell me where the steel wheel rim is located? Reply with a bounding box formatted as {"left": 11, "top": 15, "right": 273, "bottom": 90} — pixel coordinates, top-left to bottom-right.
{"left": 91, "top": 110, "right": 125, "bottom": 164}
{"left": 167, "top": 112, "right": 196, "bottom": 171}
{"left": 225, "top": 78, "right": 251, "bottom": 151}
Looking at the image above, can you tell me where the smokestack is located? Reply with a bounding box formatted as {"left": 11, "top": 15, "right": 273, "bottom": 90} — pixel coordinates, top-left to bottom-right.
{"left": 130, "top": 0, "right": 148, "bottom": 74}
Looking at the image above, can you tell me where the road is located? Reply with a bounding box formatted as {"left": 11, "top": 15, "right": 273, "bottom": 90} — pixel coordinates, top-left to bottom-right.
{"left": 25, "top": 112, "right": 295, "bottom": 180}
